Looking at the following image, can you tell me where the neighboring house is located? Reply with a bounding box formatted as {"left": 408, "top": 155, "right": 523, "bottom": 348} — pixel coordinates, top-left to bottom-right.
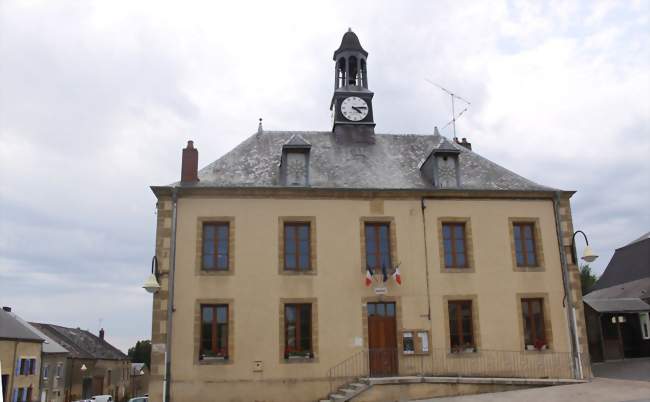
{"left": 21, "top": 324, "right": 68, "bottom": 402}
{"left": 30, "top": 325, "right": 130, "bottom": 402}
{"left": 0, "top": 307, "right": 43, "bottom": 402}
{"left": 128, "top": 363, "right": 148, "bottom": 398}
{"left": 147, "top": 30, "right": 591, "bottom": 402}
{"left": 584, "top": 232, "right": 650, "bottom": 362}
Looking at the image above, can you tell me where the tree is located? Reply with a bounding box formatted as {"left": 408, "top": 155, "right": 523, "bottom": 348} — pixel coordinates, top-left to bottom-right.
{"left": 580, "top": 264, "right": 598, "bottom": 295}
{"left": 128, "top": 340, "right": 151, "bottom": 369}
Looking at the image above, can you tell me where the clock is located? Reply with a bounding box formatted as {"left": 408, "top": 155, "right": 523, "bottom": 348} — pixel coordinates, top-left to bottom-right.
{"left": 341, "top": 96, "right": 369, "bottom": 121}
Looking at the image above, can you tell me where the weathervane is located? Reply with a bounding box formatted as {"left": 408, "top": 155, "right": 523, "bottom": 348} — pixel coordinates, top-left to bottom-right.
{"left": 425, "top": 79, "right": 471, "bottom": 139}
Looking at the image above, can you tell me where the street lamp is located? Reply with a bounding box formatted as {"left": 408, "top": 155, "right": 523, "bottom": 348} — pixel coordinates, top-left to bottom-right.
{"left": 143, "top": 256, "right": 161, "bottom": 294}
{"left": 571, "top": 230, "right": 599, "bottom": 265}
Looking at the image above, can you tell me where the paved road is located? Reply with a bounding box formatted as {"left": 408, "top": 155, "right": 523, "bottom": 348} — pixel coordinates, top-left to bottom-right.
{"left": 592, "top": 358, "right": 650, "bottom": 382}
{"left": 414, "top": 378, "right": 650, "bottom": 402}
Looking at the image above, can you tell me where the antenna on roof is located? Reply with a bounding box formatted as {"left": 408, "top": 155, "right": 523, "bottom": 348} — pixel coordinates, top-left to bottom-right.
{"left": 425, "top": 79, "right": 471, "bottom": 139}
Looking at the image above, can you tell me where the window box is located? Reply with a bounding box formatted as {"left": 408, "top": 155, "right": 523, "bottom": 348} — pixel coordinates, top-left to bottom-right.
{"left": 285, "top": 351, "right": 313, "bottom": 359}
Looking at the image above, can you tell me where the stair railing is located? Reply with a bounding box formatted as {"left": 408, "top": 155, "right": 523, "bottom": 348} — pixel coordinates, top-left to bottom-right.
{"left": 327, "top": 349, "right": 369, "bottom": 394}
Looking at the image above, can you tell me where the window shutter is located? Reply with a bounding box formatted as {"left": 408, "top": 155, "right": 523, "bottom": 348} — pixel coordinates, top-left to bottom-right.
{"left": 12, "top": 388, "right": 18, "bottom": 402}
{"left": 15, "top": 358, "right": 21, "bottom": 375}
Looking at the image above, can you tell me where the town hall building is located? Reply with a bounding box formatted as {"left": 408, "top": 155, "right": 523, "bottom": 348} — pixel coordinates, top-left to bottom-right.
{"left": 146, "top": 30, "right": 591, "bottom": 402}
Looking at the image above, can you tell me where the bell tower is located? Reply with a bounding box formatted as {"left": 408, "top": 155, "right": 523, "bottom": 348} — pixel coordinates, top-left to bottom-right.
{"left": 330, "top": 29, "right": 375, "bottom": 142}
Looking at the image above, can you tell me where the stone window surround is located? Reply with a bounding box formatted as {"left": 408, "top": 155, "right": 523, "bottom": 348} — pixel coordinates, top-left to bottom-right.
{"left": 278, "top": 216, "right": 317, "bottom": 275}
{"left": 359, "top": 217, "right": 398, "bottom": 274}
{"left": 195, "top": 217, "right": 235, "bottom": 276}
{"left": 516, "top": 292, "right": 554, "bottom": 352}
{"left": 279, "top": 298, "right": 319, "bottom": 364}
{"left": 508, "top": 217, "right": 545, "bottom": 271}
{"left": 436, "top": 217, "right": 476, "bottom": 273}
{"left": 442, "top": 295, "right": 482, "bottom": 357}
{"left": 194, "top": 298, "right": 235, "bottom": 365}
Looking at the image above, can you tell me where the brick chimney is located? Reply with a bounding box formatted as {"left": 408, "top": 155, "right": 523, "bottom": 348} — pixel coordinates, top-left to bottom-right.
{"left": 99, "top": 328, "right": 105, "bottom": 341}
{"left": 181, "top": 140, "right": 199, "bottom": 183}
{"left": 2, "top": 306, "right": 11, "bottom": 312}
{"left": 454, "top": 137, "right": 472, "bottom": 151}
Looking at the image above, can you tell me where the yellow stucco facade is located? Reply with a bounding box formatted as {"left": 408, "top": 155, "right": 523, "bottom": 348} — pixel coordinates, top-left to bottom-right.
{"left": 147, "top": 191, "right": 590, "bottom": 402}
{"left": 0, "top": 339, "right": 41, "bottom": 402}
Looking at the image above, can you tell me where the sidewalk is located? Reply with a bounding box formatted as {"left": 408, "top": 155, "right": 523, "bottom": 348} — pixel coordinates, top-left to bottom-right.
{"left": 592, "top": 357, "right": 650, "bottom": 382}
{"left": 413, "top": 378, "right": 650, "bottom": 402}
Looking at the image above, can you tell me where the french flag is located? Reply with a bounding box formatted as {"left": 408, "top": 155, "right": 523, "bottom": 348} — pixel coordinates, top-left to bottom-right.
{"left": 365, "top": 267, "right": 373, "bottom": 287}
{"left": 393, "top": 267, "right": 402, "bottom": 285}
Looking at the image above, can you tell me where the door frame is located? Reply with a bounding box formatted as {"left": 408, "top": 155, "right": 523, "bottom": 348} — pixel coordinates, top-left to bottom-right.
{"left": 364, "top": 297, "right": 401, "bottom": 377}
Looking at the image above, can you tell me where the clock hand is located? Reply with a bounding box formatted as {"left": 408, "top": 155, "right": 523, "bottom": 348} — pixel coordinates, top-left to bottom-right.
{"left": 351, "top": 106, "right": 367, "bottom": 112}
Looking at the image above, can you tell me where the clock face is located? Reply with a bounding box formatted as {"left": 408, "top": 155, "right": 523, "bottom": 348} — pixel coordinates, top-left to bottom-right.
{"left": 341, "top": 96, "right": 369, "bottom": 121}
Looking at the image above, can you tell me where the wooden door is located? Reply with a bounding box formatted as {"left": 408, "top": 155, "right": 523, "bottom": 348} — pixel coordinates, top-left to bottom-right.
{"left": 93, "top": 376, "right": 104, "bottom": 396}
{"left": 367, "top": 302, "right": 398, "bottom": 377}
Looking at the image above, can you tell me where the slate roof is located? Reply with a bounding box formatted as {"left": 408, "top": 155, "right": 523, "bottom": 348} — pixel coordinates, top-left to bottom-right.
{"left": 334, "top": 29, "right": 368, "bottom": 58}
{"left": 584, "top": 277, "right": 650, "bottom": 302}
{"left": 24, "top": 322, "right": 68, "bottom": 354}
{"left": 165, "top": 131, "right": 556, "bottom": 192}
{"left": 0, "top": 309, "right": 43, "bottom": 342}
{"left": 584, "top": 298, "right": 650, "bottom": 313}
{"left": 589, "top": 234, "right": 650, "bottom": 293}
{"left": 31, "top": 323, "right": 127, "bottom": 360}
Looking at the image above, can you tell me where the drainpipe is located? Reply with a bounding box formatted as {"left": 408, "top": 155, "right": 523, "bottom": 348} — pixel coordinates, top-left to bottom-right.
{"left": 420, "top": 198, "right": 432, "bottom": 321}
{"left": 163, "top": 188, "right": 179, "bottom": 402}
{"left": 552, "top": 191, "right": 582, "bottom": 379}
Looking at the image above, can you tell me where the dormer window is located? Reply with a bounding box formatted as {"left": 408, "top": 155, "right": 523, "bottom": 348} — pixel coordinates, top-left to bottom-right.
{"left": 280, "top": 135, "right": 311, "bottom": 186}
{"left": 435, "top": 155, "right": 459, "bottom": 188}
{"left": 420, "top": 131, "right": 461, "bottom": 188}
{"left": 286, "top": 151, "right": 308, "bottom": 186}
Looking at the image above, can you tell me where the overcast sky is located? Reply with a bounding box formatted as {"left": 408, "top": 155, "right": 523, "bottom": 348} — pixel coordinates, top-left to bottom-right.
{"left": 1, "top": 1, "right": 648, "bottom": 352}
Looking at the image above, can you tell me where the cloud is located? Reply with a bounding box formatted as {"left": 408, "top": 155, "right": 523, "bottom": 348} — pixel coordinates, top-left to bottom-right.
{"left": 1, "top": 0, "right": 648, "bottom": 352}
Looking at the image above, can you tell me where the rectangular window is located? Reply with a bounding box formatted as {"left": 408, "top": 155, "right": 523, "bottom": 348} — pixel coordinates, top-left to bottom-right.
{"left": 448, "top": 300, "right": 475, "bottom": 352}
{"left": 513, "top": 223, "right": 537, "bottom": 267}
{"left": 284, "top": 223, "right": 311, "bottom": 271}
{"left": 21, "top": 359, "right": 29, "bottom": 376}
{"left": 56, "top": 363, "right": 62, "bottom": 378}
{"left": 43, "top": 365, "right": 48, "bottom": 380}
{"left": 522, "top": 298, "right": 546, "bottom": 348}
{"left": 202, "top": 222, "right": 230, "bottom": 271}
{"left": 200, "top": 304, "right": 229, "bottom": 360}
{"left": 442, "top": 222, "right": 467, "bottom": 268}
{"left": 29, "top": 359, "right": 35, "bottom": 375}
{"left": 107, "top": 369, "right": 111, "bottom": 385}
{"left": 284, "top": 303, "right": 312, "bottom": 359}
{"left": 365, "top": 223, "right": 391, "bottom": 274}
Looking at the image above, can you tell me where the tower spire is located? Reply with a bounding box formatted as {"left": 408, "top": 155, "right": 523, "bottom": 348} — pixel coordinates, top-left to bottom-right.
{"left": 330, "top": 30, "right": 375, "bottom": 141}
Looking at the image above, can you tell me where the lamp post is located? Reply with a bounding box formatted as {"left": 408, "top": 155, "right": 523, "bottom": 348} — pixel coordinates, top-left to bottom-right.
{"left": 142, "top": 256, "right": 161, "bottom": 294}
{"left": 571, "top": 230, "right": 599, "bottom": 265}
{"left": 80, "top": 363, "right": 88, "bottom": 399}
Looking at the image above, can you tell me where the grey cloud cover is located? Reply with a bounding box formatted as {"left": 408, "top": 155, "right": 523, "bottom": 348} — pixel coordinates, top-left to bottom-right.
{"left": 1, "top": 0, "right": 648, "bottom": 351}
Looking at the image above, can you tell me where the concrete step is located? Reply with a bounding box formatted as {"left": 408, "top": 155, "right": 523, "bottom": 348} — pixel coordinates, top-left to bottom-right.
{"left": 330, "top": 394, "right": 347, "bottom": 400}
{"left": 349, "top": 383, "right": 366, "bottom": 389}
{"left": 341, "top": 388, "right": 356, "bottom": 394}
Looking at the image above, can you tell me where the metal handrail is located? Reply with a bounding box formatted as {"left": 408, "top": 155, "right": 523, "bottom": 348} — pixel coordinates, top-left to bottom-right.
{"left": 327, "top": 349, "right": 369, "bottom": 394}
